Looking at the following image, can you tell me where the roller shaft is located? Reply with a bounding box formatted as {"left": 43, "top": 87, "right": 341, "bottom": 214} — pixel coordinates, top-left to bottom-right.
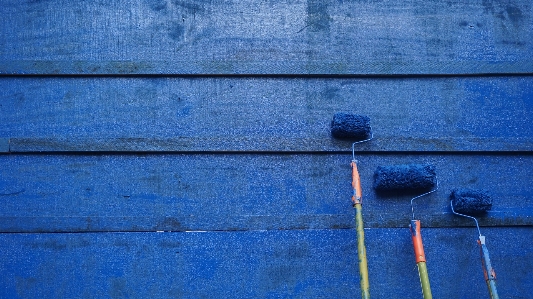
{"left": 352, "top": 161, "right": 370, "bottom": 299}
{"left": 417, "top": 262, "right": 432, "bottom": 299}
{"left": 479, "top": 237, "right": 499, "bottom": 299}
{"left": 410, "top": 220, "right": 433, "bottom": 299}
{"left": 355, "top": 203, "right": 370, "bottom": 299}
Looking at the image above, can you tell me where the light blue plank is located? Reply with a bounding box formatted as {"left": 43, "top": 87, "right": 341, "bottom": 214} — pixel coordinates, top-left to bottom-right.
{"left": 1, "top": 0, "right": 532, "bottom": 74}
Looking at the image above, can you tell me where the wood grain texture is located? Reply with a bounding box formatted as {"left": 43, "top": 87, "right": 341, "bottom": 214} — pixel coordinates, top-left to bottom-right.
{"left": 1, "top": 0, "right": 532, "bottom": 74}
{"left": 1, "top": 228, "right": 531, "bottom": 298}
{"left": 1, "top": 76, "right": 532, "bottom": 152}
{"left": 2, "top": 1, "right": 532, "bottom": 297}
{"left": 1, "top": 153, "right": 531, "bottom": 232}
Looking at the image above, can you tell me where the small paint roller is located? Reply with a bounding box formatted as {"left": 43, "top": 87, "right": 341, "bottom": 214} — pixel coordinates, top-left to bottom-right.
{"left": 331, "top": 112, "right": 372, "bottom": 299}
{"left": 373, "top": 164, "right": 437, "bottom": 299}
{"left": 450, "top": 189, "right": 499, "bottom": 299}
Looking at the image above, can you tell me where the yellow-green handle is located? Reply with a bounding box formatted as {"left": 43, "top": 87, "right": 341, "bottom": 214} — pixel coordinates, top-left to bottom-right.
{"left": 417, "top": 261, "right": 432, "bottom": 299}
{"left": 354, "top": 203, "right": 370, "bottom": 299}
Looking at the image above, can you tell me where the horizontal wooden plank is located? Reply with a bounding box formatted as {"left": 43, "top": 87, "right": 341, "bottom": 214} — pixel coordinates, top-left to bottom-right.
{"left": 1, "top": 0, "right": 532, "bottom": 75}
{"left": 2, "top": 60, "right": 533, "bottom": 76}
{"left": 1, "top": 228, "right": 531, "bottom": 298}
{"left": 0, "top": 211, "right": 530, "bottom": 233}
{"left": 1, "top": 76, "right": 532, "bottom": 152}
{"left": 1, "top": 153, "right": 531, "bottom": 232}
{"left": 6, "top": 136, "right": 533, "bottom": 153}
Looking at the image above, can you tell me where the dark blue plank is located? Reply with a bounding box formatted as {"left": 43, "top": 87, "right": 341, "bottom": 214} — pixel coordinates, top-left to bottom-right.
{"left": 0, "top": 228, "right": 531, "bottom": 298}
{"left": 1, "top": 153, "right": 531, "bottom": 232}
{"left": 1, "top": 0, "right": 532, "bottom": 74}
{"left": 6, "top": 136, "right": 533, "bottom": 153}
{"left": 1, "top": 76, "right": 532, "bottom": 152}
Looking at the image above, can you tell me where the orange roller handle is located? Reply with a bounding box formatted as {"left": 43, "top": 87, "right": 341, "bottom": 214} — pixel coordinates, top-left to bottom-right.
{"left": 410, "top": 220, "right": 426, "bottom": 263}
{"left": 351, "top": 161, "right": 363, "bottom": 205}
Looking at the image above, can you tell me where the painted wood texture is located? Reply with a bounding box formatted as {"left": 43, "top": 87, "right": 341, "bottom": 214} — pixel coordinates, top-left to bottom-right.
{"left": 1, "top": 228, "right": 531, "bottom": 299}
{"left": 1, "top": 76, "right": 532, "bottom": 152}
{"left": 2, "top": 1, "right": 532, "bottom": 298}
{"left": 1, "top": 0, "right": 532, "bottom": 75}
{"left": 1, "top": 153, "right": 531, "bottom": 232}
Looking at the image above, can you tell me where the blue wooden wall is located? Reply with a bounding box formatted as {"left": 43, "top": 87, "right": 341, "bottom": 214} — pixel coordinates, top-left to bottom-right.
{"left": 1, "top": 1, "right": 532, "bottom": 298}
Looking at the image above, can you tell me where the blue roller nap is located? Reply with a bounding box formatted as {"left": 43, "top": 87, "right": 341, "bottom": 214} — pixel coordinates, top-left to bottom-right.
{"left": 373, "top": 164, "right": 437, "bottom": 192}
{"left": 450, "top": 188, "right": 492, "bottom": 215}
{"left": 330, "top": 113, "right": 371, "bottom": 140}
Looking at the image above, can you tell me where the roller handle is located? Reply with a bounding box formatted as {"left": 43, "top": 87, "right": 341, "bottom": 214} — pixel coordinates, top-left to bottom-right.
{"left": 410, "top": 220, "right": 433, "bottom": 299}
{"left": 410, "top": 220, "right": 426, "bottom": 263}
{"left": 354, "top": 203, "right": 370, "bottom": 299}
{"left": 351, "top": 161, "right": 362, "bottom": 204}
{"left": 478, "top": 236, "right": 499, "bottom": 299}
{"left": 351, "top": 161, "right": 370, "bottom": 299}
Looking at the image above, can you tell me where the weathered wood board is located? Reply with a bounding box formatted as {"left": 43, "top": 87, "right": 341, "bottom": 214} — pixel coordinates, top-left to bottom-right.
{"left": 1, "top": 228, "right": 531, "bottom": 298}
{"left": 0, "top": 153, "right": 531, "bottom": 232}
{"left": 1, "top": 0, "right": 532, "bottom": 298}
{"left": 1, "top": 76, "right": 532, "bottom": 152}
{"left": 1, "top": 0, "right": 532, "bottom": 74}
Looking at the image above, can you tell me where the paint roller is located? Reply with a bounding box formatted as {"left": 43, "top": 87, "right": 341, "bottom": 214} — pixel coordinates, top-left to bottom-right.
{"left": 373, "top": 164, "right": 437, "bottom": 299}
{"left": 450, "top": 189, "right": 499, "bottom": 299}
{"left": 331, "top": 112, "right": 372, "bottom": 299}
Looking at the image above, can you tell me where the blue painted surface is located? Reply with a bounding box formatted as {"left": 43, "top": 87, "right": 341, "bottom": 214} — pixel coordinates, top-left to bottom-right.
{"left": 1, "top": 0, "right": 532, "bottom": 74}
{"left": 0, "top": 77, "right": 532, "bottom": 152}
{"left": 0, "top": 153, "right": 531, "bottom": 232}
{"left": 0, "top": 138, "right": 8, "bottom": 153}
{"left": 1, "top": 228, "right": 531, "bottom": 298}
{"left": 1, "top": 0, "right": 532, "bottom": 298}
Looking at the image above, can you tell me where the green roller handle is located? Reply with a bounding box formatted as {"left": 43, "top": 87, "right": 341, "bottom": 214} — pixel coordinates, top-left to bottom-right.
{"left": 479, "top": 236, "right": 499, "bottom": 299}
{"left": 354, "top": 203, "right": 370, "bottom": 299}
{"left": 416, "top": 262, "right": 432, "bottom": 299}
